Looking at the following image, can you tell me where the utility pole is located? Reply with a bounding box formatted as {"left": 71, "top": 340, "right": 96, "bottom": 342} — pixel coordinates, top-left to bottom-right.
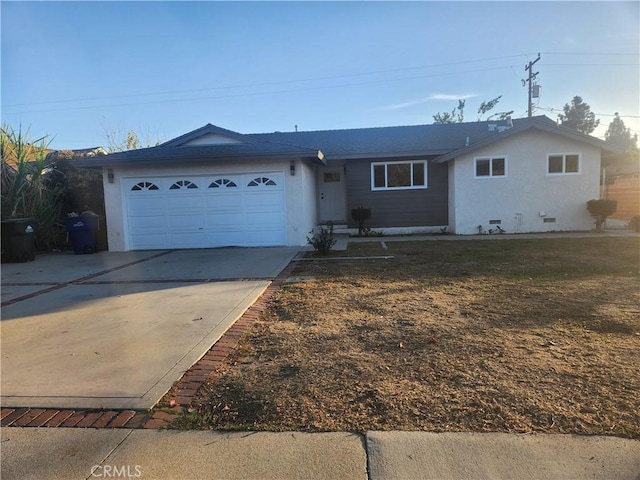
{"left": 522, "top": 53, "right": 541, "bottom": 118}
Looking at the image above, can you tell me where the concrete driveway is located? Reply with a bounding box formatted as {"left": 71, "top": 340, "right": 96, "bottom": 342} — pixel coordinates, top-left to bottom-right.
{"left": 1, "top": 247, "right": 298, "bottom": 410}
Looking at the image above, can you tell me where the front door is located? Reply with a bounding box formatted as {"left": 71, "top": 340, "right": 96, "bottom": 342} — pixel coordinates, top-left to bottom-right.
{"left": 318, "top": 168, "right": 347, "bottom": 223}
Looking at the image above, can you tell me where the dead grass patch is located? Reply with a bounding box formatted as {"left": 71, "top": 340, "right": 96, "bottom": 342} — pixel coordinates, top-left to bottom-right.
{"left": 180, "top": 237, "right": 640, "bottom": 437}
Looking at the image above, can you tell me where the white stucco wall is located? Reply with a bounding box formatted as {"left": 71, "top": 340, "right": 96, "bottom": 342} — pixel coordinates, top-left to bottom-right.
{"left": 449, "top": 129, "right": 602, "bottom": 235}
{"left": 102, "top": 158, "right": 316, "bottom": 251}
{"left": 289, "top": 158, "right": 318, "bottom": 245}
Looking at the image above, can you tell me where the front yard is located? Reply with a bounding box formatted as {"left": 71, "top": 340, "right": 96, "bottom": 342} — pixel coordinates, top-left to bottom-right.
{"left": 180, "top": 237, "right": 640, "bottom": 438}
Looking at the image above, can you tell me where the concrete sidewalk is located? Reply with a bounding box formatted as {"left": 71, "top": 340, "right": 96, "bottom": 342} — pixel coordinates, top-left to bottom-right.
{"left": 1, "top": 428, "right": 638, "bottom": 480}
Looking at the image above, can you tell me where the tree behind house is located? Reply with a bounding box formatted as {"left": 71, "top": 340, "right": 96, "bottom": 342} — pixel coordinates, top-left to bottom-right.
{"left": 103, "top": 123, "right": 162, "bottom": 153}
{"left": 558, "top": 96, "right": 599, "bottom": 134}
{"left": 606, "top": 113, "right": 638, "bottom": 155}
{"left": 433, "top": 96, "right": 513, "bottom": 124}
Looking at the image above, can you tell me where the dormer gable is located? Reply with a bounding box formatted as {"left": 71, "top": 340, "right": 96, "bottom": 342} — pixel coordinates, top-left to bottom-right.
{"left": 160, "top": 124, "right": 256, "bottom": 147}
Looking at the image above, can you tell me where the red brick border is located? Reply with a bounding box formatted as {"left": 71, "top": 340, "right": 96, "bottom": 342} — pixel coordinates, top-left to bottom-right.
{"left": 0, "top": 407, "right": 149, "bottom": 429}
{"left": 1, "top": 261, "right": 297, "bottom": 429}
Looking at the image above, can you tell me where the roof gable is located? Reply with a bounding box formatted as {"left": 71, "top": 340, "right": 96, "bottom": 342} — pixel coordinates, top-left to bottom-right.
{"left": 160, "top": 124, "right": 256, "bottom": 147}
{"left": 434, "top": 116, "right": 621, "bottom": 163}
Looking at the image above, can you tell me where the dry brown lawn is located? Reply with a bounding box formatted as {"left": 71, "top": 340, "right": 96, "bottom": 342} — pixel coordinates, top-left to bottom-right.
{"left": 180, "top": 237, "right": 640, "bottom": 437}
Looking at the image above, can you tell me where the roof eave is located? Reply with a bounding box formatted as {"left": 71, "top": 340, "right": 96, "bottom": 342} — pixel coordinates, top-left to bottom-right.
{"left": 72, "top": 150, "right": 325, "bottom": 168}
{"left": 325, "top": 149, "right": 450, "bottom": 161}
{"left": 159, "top": 124, "right": 258, "bottom": 147}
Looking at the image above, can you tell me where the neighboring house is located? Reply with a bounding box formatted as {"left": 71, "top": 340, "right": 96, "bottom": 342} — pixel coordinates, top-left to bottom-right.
{"left": 75, "top": 116, "right": 619, "bottom": 251}
{"left": 45, "top": 147, "right": 107, "bottom": 162}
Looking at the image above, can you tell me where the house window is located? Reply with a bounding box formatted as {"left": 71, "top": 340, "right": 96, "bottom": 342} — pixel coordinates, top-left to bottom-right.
{"left": 248, "top": 177, "right": 277, "bottom": 186}
{"left": 371, "top": 161, "right": 427, "bottom": 190}
{"left": 475, "top": 157, "right": 506, "bottom": 178}
{"left": 323, "top": 172, "right": 341, "bottom": 183}
{"left": 547, "top": 154, "right": 580, "bottom": 175}
{"left": 169, "top": 180, "right": 198, "bottom": 190}
{"left": 131, "top": 181, "right": 159, "bottom": 191}
{"left": 209, "top": 178, "right": 237, "bottom": 188}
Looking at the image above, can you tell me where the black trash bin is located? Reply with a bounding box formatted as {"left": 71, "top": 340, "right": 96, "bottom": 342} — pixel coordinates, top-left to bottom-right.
{"left": 65, "top": 215, "right": 98, "bottom": 255}
{"left": 1, "top": 218, "right": 37, "bottom": 263}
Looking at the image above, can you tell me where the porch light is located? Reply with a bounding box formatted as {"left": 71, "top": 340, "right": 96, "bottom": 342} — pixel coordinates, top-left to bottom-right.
{"left": 107, "top": 169, "right": 114, "bottom": 183}
{"left": 290, "top": 160, "right": 295, "bottom": 176}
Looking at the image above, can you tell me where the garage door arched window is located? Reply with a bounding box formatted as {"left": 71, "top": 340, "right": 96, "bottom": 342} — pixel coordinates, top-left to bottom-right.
{"left": 209, "top": 178, "right": 237, "bottom": 188}
{"left": 131, "top": 181, "right": 159, "bottom": 191}
{"left": 248, "top": 177, "right": 277, "bottom": 187}
{"left": 170, "top": 180, "right": 198, "bottom": 190}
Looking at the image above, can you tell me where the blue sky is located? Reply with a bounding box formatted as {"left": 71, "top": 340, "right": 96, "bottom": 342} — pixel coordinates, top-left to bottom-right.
{"left": 2, "top": 1, "right": 639, "bottom": 149}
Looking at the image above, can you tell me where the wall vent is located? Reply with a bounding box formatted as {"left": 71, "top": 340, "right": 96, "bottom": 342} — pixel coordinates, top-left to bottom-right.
{"left": 489, "top": 219, "right": 502, "bottom": 225}
{"left": 543, "top": 217, "right": 556, "bottom": 223}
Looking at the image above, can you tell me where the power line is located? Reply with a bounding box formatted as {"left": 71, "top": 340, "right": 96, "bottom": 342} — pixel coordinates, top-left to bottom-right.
{"left": 3, "top": 64, "right": 525, "bottom": 115}
{"left": 3, "top": 53, "right": 536, "bottom": 108}
{"left": 4, "top": 51, "right": 635, "bottom": 109}
{"left": 542, "top": 63, "right": 639, "bottom": 66}
{"left": 542, "top": 52, "right": 639, "bottom": 56}
{"left": 538, "top": 107, "right": 640, "bottom": 119}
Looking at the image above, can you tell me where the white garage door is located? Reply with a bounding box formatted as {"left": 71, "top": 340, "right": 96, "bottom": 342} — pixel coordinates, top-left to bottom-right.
{"left": 124, "top": 173, "right": 286, "bottom": 249}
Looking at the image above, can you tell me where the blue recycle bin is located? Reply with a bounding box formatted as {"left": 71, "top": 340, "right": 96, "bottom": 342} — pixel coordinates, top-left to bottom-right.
{"left": 65, "top": 215, "right": 99, "bottom": 255}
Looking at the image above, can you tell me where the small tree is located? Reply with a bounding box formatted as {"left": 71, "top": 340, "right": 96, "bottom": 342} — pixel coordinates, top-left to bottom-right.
{"left": 603, "top": 113, "right": 639, "bottom": 167}
{"left": 433, "top": 96, "right": 513, "bottom": 124}
{"left": 433, "top": 99, "right": 465, "bottom": 124}
{"left": 559, "top": 96, "right": 599, "bottom": 134}
{"left": 586, "top": 199, "right": 617, "bottom": 232}
{"left": 307, "top": 223, "right": 336, "bottom": 255}
{"left": 476, "top": 95, "right": 514, "bottom": 121}
{"left": 102, "top": 120, "right": 162, "bottom": 153}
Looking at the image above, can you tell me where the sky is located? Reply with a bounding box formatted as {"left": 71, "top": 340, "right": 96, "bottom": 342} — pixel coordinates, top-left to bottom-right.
{"left": 1, "top": 1, "right": 639, "bottom": 150}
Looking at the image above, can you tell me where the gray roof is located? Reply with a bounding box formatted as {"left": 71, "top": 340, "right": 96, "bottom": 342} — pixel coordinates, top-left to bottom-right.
{"left": 250, "top": 118, "right": 533, "bottom": 159}
{"left": 73, "top": 124, "right": 324, "bottom": 167}
{"left": 73, "top": 116, "right": 619, "bottom": 168}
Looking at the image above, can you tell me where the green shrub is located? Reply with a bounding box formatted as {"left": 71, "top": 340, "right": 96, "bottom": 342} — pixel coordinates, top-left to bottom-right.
{"left": 307, "top": 223, "right": 336, "bottom": 255}
{"left": 351, "top": 205, "right": 372, "bottom": 236}
{"left": 586, "top": 199, "right": 617, "bottom": 232}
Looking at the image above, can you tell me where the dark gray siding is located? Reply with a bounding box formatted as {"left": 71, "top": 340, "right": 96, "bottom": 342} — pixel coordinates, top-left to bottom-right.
{"left": 342, "top": 156, "right": 448, "bottom": 228}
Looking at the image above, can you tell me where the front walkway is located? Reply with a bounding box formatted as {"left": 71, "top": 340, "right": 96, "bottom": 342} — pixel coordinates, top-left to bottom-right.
{"left": 349, "top": 230, "right": 639, "bottom": 243}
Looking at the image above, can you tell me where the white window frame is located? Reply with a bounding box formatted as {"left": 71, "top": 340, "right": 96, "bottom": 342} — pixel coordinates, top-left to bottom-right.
{"left": 547, "top": 153, "right": 581, "bottom": 176}
{"left": 474, "top": 156, "right": 508, "bottom": 178}
{"left": 371, "top": 160, "right": 428, "bottom": 191}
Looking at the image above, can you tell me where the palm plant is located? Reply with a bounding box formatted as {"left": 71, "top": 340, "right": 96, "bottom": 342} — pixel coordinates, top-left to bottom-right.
{"left": 1, "top": 125, "right": 64, "bottom": 248}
